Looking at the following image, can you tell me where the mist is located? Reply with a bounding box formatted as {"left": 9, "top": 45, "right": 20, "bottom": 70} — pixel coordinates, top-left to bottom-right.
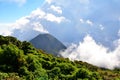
{"left": 60, "top": 35, "right": 120, "bottom": 69}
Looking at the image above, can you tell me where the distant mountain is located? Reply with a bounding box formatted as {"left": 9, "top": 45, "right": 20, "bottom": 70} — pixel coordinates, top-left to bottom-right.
{"left": 30, "top": 34, "right": 66, "bottom": 56}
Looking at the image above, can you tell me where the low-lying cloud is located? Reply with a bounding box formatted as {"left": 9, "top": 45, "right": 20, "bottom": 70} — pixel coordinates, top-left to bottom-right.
{"left": 60, "top": 35, "right": 120, "bottom": 69}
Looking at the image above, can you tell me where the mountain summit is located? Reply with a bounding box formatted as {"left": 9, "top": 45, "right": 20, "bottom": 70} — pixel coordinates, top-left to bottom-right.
{"left": 30, "top": 34, "right": 66, "bottom": 56}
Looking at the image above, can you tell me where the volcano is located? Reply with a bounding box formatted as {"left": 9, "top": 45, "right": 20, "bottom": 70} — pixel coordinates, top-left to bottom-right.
{"left": 30, "top": 34, "right": 66, "bottom": 56}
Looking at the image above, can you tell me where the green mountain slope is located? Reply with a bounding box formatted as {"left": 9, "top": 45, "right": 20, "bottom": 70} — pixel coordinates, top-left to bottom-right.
{"left": 30, "top": 34, "right": 66, "bottom": 56}
{"left": 0, "top": 35, "right": 120, "bottom": 80}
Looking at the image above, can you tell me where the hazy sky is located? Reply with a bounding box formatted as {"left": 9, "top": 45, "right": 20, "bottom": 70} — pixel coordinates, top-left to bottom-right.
{"left": 0, "top": 0, "right": 120, "bottom": 69}
{"left": 0, "top": 0, "right": 120, "bottom": 46}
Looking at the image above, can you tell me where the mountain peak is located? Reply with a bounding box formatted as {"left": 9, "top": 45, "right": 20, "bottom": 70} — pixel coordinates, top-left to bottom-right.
{"left": 30, "top": 33, "right": 66, "bottom": 56}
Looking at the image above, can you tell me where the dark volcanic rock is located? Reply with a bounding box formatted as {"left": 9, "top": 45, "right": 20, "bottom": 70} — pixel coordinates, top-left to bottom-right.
{"left": 30, "top": 34, "right": 66, "bottom": 56}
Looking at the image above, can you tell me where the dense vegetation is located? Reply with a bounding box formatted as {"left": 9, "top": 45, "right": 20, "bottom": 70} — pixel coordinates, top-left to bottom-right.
{"left": 0, "top": 35, "right": 120, "bottom": 80}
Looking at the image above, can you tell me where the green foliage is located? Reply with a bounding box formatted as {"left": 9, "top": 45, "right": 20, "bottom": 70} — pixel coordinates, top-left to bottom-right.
{"left": 0, "top": 35, "right": 119, "bottom": 80}
{"left": 0, "top": 44, "right": 24, "bottom": 72}
{"left": 76, "top": 68, "right": 92, "bottom": 79}
{"left": 56, "top": 63, "right": 76, "bottom": 75}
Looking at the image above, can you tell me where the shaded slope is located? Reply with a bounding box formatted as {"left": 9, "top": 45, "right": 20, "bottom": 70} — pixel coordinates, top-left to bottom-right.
{"left": 30, "top": 34, "right": 66, "bottom": 56}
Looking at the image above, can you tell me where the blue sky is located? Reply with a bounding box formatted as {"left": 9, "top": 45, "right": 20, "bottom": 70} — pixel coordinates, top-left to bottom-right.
{"left": 0, "top": 0, "right": 45, "bottom": 23}
{"left": 0, "top": 0, "right": 120, "bottom": 69}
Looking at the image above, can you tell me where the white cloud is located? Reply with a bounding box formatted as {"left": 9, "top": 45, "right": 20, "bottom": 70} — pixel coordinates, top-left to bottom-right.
{"left": 30, "top": 8, "right": 66, "bottom": 23}
{"left": 13, "top": 17, "right": 30, "bottom": 29}
{"left": 32, "top": 22, "right": 49, "bottom": 33}
{"left": 0, "top": 8, "right": 67, "bottom": 40}
{"left": 60, "top": 35, "right": 120, "bottom": 69}
{"left": 11, "top": 16, "right": 49, "bottom": 41}
{"left": 50, "top": 5, "right": 62, "bottom": 14}
{"left": 10, "top": 9, "right": 50, "bottom": 41}
{"left": 86, "top": 20, "right": 93, "bottom": 26}
{"left": 0, "top": 23, "right": 13, "bottom": 36}
{"left": 2, "top": 30, "right": 12, "bottom": 36}
{"left": 0, "top": 0, "right": 26, "bottom": 6}
{"left": 79, "top": 19, "right": 93, "bottom": 26}
{"left": 30, "top": 8, "right": 46, "bottom": 18}
{"left": 10, "top": 7, "right": 67, "bottom": 40}
{"left": 79, "top": 19, "right": 84, "bottom": 23}
{"left": 45, "top": 13, "right": 66, "bottom": 23}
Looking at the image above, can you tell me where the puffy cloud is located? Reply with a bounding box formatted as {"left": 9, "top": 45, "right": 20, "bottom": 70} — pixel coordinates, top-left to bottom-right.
{"left": 7, "top": 8, "right": 67, "bottom": 41}
{"left": 0, "top": 9, "right": 48, "bottom": 39}
{"left": 86, "top": 20, "right": 93, "bottom": 26}
{"left": 13, "top": 17, "right": 30, "bottom": 29}
{"left": 32, "top": 22, "right": 48, "bottom": 33}
{"left": 11, "top": 17, "right": 48, "bottom": 41}
{"left": 30, "top": 8, "right": 66, "bottom": 23}
{"left": 79, "top": 19, "right": 93, "bottom": 26}
{"left": 0, "top": 6, "right": 67, "bottom": 40}
{"left": 10, "top": 9, "right": 50, "bottom": 41}
{"left": 60, "top": 35, "right": 120, "bottom": 69}
{"left": 45, "top": 13, "right": 66, "bottom": 23}
{"left": 30, "top": 8, "right": 46, "bottom": 18}
{"left": 50, "top": 5, "right": 62, "bottom": 14}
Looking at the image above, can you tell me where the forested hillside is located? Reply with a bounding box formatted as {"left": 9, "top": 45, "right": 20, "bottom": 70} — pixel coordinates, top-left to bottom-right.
{"left": 0, "top": 35, "right": 120, "bottom": 80}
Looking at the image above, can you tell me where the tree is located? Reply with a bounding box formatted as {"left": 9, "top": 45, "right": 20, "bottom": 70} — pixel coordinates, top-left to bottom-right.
{"left": 76, "top": 68, "right": 92, "bottom": 79}
{"left": 0, "top": 44, "right": 24, "bottom": 72}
